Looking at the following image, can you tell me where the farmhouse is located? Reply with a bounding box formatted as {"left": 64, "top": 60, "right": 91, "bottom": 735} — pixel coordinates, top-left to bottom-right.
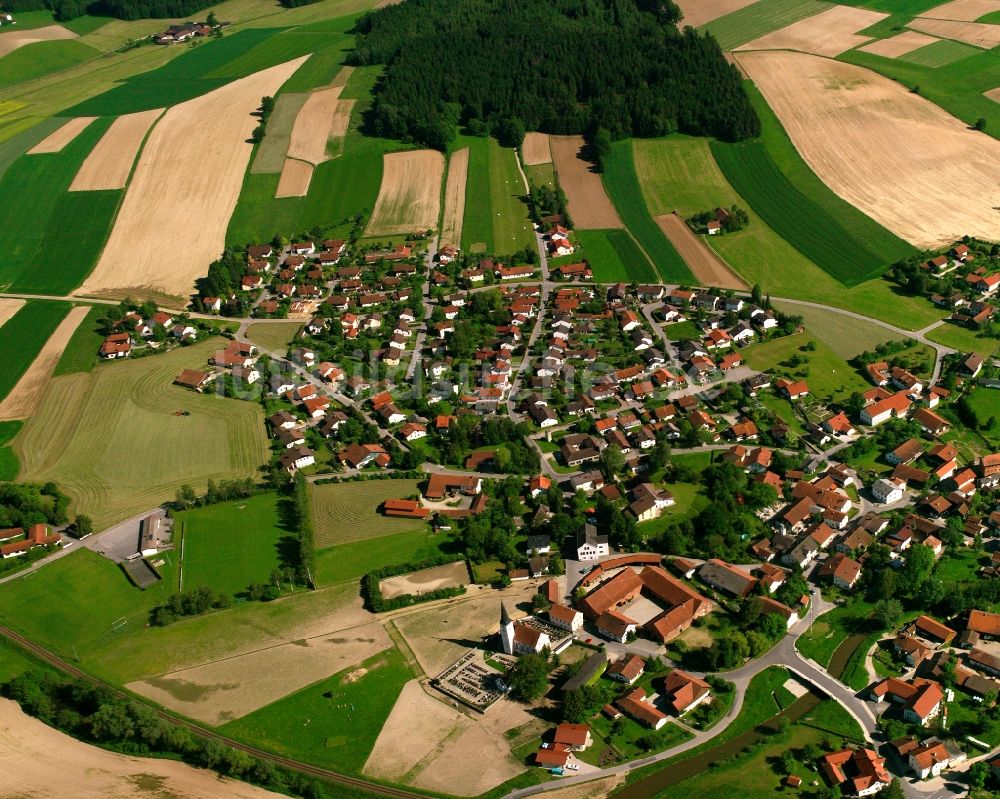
{"left": 662, "top": 670, "right": 711, "bottom": 716}
{"left": 606, "top": 654, "right": 645, "bottom": 685}
{"left": 100, "top": 332, "right": 132, "bottom": 359}
{"left": 616, "top": 687, "right": 667, "bottom": 729}
{"left": 818, "top": 748, "right": 890, "bottom": 797}
{"left": 698, "top": 559, "right": 755, "bottom": 597}
{"left": 0, "top": 524, "right": 60, "bottom": 559}
{"left": 338, "top": 443, "right": 390, "bottom": 469}
{"left": 860, "top": 391, "right": 910, "bottom": 426}
{"left": 382, "top": 499, "right": 429, "bottom": 519}
{"left": 139, "top": 514, "right": 170, "bottom": 557}
{"left": 425, "top": 473, "right": 481, "bottom": 499}
{"left": 279, "top": 445, "right": 315, "bottom": 473}
{"left": 174, "top": 369, "right": 213, "bottom": 391}
{"left": 870, "top": 677, "right": 943, "bottom": 726}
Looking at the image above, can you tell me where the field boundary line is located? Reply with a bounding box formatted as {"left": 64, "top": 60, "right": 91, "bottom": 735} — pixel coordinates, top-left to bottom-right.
{"left": 385, "top": 619, "right": 424, "bottom": 679}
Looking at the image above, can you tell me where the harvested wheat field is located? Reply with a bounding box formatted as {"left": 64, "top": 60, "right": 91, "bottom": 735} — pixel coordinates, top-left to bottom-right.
{"left": 439, "top": 146, "right": 468, "bottom": 247}
{"left": 985, "top": 86, "right": 1000, "bottom": 103}
{"left": 655, "top": 213, "right": 747, "bottom": 290}
{"left": 674, "top": 0, "right": 758, "bottom": 28}
{"left": 129, "top": 620, "right": 392, "bottom": 725}
{"left": 0, "top": 305, "right": 89, "bottom": 422}
{"left": 27, "top": 116, "right": 97, "bottom": 154}
{"left": 327, "top": 98, "right": 354, "bottom": 154}
{"left": 737, "top": 50, "right": 1000, "bottom": 248}
{"left": 70, "top": 109, "right": 163, "bottom": 191}
{"left": 0, "top": 298, "right": 24, "bottom": 330}
{"left": 77, "top": 57, "right": 308, "bottom": 301}
{"left": 919, "top": 0, "right": 1000, "bottom": 20}
{"left": 380, "top": 561, "right": 470, "bottom": 600}
{"left": 521, "top": 132, "right": 552, "bottom": 166}
{"left": 275, "top": 157, "right": 313, "bottom": 197}
{"left": 908, "top": 16, "right": 1000, "bottom": 47}
{"left": 364, "top": 679, "right": 468, "bottom": 781}
{"left": 736, "top": 5, "right": 886, "bottom": 57}
{"left": 286, "top": 85, "right": 344, "bottom": 164}
{"left": 0, "top": 699, "right": 283, "bottom": 799}
{"left": 549, "top": 135, "right": 622, "bottom": 230}
{"left": 366, "top": 149, "right": 445, "bottom": 236}
{"left": 0, "top": 23, "right": 77, "bottom": 57}
{"left": 858, "top": 30, "right": 939, "bottom": 58}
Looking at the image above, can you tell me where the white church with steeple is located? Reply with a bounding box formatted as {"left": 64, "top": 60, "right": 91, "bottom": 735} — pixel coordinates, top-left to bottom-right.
{"left": 499, "top": 601, "right": 550, "bottom": 656}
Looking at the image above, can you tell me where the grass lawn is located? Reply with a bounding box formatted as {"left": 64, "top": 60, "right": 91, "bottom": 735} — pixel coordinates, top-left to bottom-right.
{"left": 588, "top": 713, "right": 691, "bottom": 763}
{"left": 220, "top": 648, "right": 411, "bottom": 770}
{"left": 313, "top": 527, "right": 456, "bottom": 586}
{"left": 177, "top": 492, "right": 292, "bottom": 596}
{"left": 52, "top": 304, "right": 106, "bottom": 375}
{"left": 0, "top": 420, "right": 22, "bottom": 481}
{"left": 631, "top": 136, "right": 942, "bottom": 329}
{"left": 700, "top": 0, "right": 832, "bottom": 50}
{"left": 965, "top": 388, "right": 1000, "bottom": 434}
{"left": 0, "top": 300, "right": 71, "bottom": 403}
{"left": 638, "top": 483, "right": 707, "bottom": 540}
{"left": 602, "top": 141, "right": 691, "bottom": 282}
{"left": 574, "top": 229, "right": 653, "bottom": 283}
{"left": 14, "top": 338, "right": 268, "bottom": 530}
{"left": 926, "top": 322, "right": 1000, "bottom": 357}
{"left": 458, "top": 135, "right": 534, "bottom": 256}
{"left": 524, "top": 162, "right": 556, "bottom": 188}
{"left": 796, "top": 600, "right": 875, "bottom": 668}
{"left": 0, "top": 39, "right": 101, "bottom": 87}
{"left": 0, "top": 118, "right": 122, "bottom": 294}
{"left": 771, "top": 301, "right": 909, "bottom": 359}
{"left": 742, "top": 332, "right": 870, "bottom": 405}
{"left": 310, "top": 478, "right": 426, "bottom": 548}
{"left": 664, "top": 320, "right": 701, "bottom": 342}
{"left": 245, "top": 320, "right": 303, "bottom": 356}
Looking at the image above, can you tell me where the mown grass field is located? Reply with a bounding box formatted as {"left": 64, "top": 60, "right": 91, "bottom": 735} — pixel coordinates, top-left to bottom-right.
{"left": 311, "top": 478, "right": 426, "bottom": 548}
{"left": 245, "top": 321, "right": 303, "bottom": 355}
{"left": 700, "top": 0, "right": 832, "bottom": 50}
{"left": 603, "top": 141, "right": 691, "bottom": 282}
{"left": 0, "top": 301, "right": 71, "bottom": 402}
{"left": 0, "top": 118, "right": 121, "bottom": 294}
{"left": 572, "top": 229, "right": 653, "bottom": 282}
{"left": 631, "top": 135, "right": 943, "bottom": 329}
{"left": 313, "top": 527, "right": 454, "bottom": 586}
{"left": 220, "top": 648, "right": 411, "bottom": 770}
{"left": 0, "top": 420, "right": 22, "bottom": 481}
{"left": 711, "top": 87, "right": 914, "bottom": 286}
{"left": 177, "top": 492, "right": 291, "bottom": 596}
{"left": 925, "top": 320, "right": 1000, "bottom": 357}
{"left": 0, "top": 39, "right": 101, "bottom": 88}
{"left": 742, "top": 331, "right": 870, "bottom": 405}
{"left": 771, "top": 301, "right": 907, "bottom": 359}
{"left": 0, "top": 117, "right": 63, "bottom": 181}
{"left": 899, "top": 38, "right": 980, "bottom": 68}
{"left": 14, "top": 338, "right": 268, "bottom": 530}
{"left": 52, "top": 304, "right": 106, "bottom": 375}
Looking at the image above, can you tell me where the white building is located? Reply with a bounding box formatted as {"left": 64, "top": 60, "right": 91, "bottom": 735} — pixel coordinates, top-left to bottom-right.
{"left": 576, "top": 523, "right": 609, "bottom": 561}
{"left": 872, "top": 477, "right": 905, "bottom": 504}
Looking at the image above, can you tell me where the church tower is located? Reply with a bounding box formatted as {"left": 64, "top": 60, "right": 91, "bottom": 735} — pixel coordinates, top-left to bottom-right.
{"left": 499, "top": 601, "right": 515, "bottom": 655}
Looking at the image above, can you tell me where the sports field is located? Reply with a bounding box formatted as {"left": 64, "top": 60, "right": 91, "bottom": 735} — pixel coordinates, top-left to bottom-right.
{"left": 311, "top": 478, "right": 426, "bottom": 547}
{"left": 0, "top": 301, "right": 71, "bottom": 405}
{"left": 701, "top": 0, "right": 832, "bottom": 50}
{"left": 602, "top": 141, "right": 691, "bottom": 282}
{"left": 177, "top": 493, "right": 290, "bottom": 597}
{"left": 14, "top": 338, "right": 268, "bottom": 530}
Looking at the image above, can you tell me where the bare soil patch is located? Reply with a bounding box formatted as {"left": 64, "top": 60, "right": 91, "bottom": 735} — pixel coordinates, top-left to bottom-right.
{"left": 655, "top": 213, "right": 747, "bottom": 289}
{"left": 908, "top": 16, "right": 1000, "bottom": 47}
{"left": 129, "top": 618, "right": 391, "bottom": 725}
{"left": 28, "top": 117, "right": 97, "bottom": 154}
{"left": 380, "top": 561, "right": 470, "bottom": 600}
{"left": 0, "top": 305, "right": 89, "bottom": 422}
{"left": 364, "top": 679, "right": 468, "bottom": 782}
{"left": 77, "top": 57, "right": 308, "bottom": 302}
{"left": 0, "top": 698, "right": 282, "bottom": 799}
{"left": 439, "top": 146, "right": 469, "bottom": 248}
{"left": 736, "top": 5, "right": 887, "bottom": 57}
{"left": 858, "top": 30, "right": 939, "bottom": 57}
{"left": 736, "top": 50, "right": 1000, "bottom": 248}
{"left": 919, "top": 0, "right": 1000, "bottom": 20}
{"left": 549, "top": 135, "right": 623, "bottom": 230}
{"left": 286, "top": 85, "right": 344, "bottom": 165}
{"left": 543, "top": 775, "right": 627, "bottom": 799}
{"left": 674, "top": 0, "right": 758, "bottom": 28}
{"left": 275, "top": 157, "right": 314, "bottom": 197}
{"left": 366, "top": 149, "right": 445, "bottom": 236}
{"left": 0, "top": 23, "right": 76, "bottom": 58}
{"left": 521, "top": 132, "right": 552, "bottom": 166}
{"left": 0, "top": 298, "right": 25, "bottom": 329}
{"left": 70, "top": 109, "right": 163, "bottom": 191}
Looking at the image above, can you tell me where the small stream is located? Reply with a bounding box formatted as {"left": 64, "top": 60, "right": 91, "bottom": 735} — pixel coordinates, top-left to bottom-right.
{"left": 827, "top": 632, "right": 868, "bottom": 679}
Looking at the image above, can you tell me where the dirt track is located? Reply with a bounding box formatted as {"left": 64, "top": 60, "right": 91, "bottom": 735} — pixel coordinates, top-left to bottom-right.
{"left": 0, "top": 305, "right": 89, "bottom": 422}
{"left": 28, "top": 117, "right": 96, "bottom": 154}
{"left": 275, "top": 157, "right": 313, "bottom": 197}
{"left": 736, "top": 5, "right": 886, "bottom": 57}
{"left": 77, "top": 57, "right": 308, "bottom": 301}
{"left": 908, "top": 16, "right": 1000, "bottom": 47}
{"left": 70, "top": 109, "right": 163, "bottom": 191}
{"left": 439, "top": 147, "right": 469, "bottom": 247}
{"left": 655, "top": 213, "right": 747, "bottom": 290}
{"left": 737, "top": 50, "right": 1000, "bottom": 248}
{"left": 0, "top": 23, "right": 76, "bottom": 57}
{"left": 0, "top": 698, "right": 283, "bottom": 799}
{"left": 379, "top": 561, "right": 470, "bottom": 600}
{"left": 674, "top": 0, "right": 757, "bottom": 27}
{"left": 521, "top": 132, "right": 551, "bottom": 166}
{"left": 366, "top": 150, "right": 445, "bottom": 236}
{"left": 549, "top": 135, "right": 622, "bottom": 230}
{"left": 858, "top": 30, "right": 939, "bottom": 58}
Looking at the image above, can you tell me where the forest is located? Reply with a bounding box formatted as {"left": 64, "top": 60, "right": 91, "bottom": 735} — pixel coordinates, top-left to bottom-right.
{"left": 351, "top": 0, "right": 760, "bottom": 150}
{"left": 4, "top": 0, "right": 213, "bottom": 20}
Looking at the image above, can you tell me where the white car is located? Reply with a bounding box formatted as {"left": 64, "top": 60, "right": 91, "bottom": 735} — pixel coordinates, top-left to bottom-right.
{"left": 566, "top": 763, "right": 579, "bottom": 771}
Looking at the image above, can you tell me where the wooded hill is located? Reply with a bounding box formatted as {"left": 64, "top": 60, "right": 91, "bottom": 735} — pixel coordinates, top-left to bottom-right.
{"left": 351, "top": 0, "right": 760, "bottom": 150}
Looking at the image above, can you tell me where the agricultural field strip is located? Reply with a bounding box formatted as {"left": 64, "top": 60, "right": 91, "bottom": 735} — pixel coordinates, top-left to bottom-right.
{"left": 0, "top": 299, "right": 24, "bottom": 330}
{"left": 917, "top": 0, "right": 1000, "bottom": 20}
{"left": 69, "top": 108, "right": 163, "bottom": 191}
{"left": 0, "top": 23, "right": 76, "bottom": 58}
{"left": 520, "top": 132, "right": 551, "bottom": 166}
{"left": 275, "top": 157, "right": 314, "bottom": 198}
{"left": 673, "top": 0, "right": 758, "bottom": 29}
{"left": 654, "top": 213, "right": 747, "bottom": 289}
{"left": 27, "top": 116, "right": 96, "bottom": 154}
{"left": 365, "top": 150, "right": 445, "bottom": 236}
{"left": 250, "top": 92, "right": 308, "bottom": 174}
{"left": 285, "top": 85, "right": 345, "bottom": 165}
{"left": 858, "top": 31, "right": 939, "bottom": 58}
{"left": 440, "top": 147, "right": 469, "bottom": 248}
{"left": 735, "top": 5, "right": 887, "bottom": 58}
{"left": 736, "top": 49, "right": 1000, "bottom": 248}
{"left": 77, "top": 56, "right": 309, "bottom": 301}
{"left": 908, "top": 16, "right": 1000, "bottom": 47}
{"left": 549, "top": 134, "right": 623, "bottom": 230}
{"left": 699, "top": 0, "right": 834, "bottom": 51}
{"left": 0, "top": 301, "right": 71, "bottom": 405}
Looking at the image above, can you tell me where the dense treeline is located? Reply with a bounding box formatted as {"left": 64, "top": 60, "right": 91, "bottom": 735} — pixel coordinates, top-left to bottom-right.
{"left": 0, "top": 482, "right": 69, "bottom": 529}
{"left": 361, "top": 555, "right": 467, "bottom": 612}
{"left": 351, "top": 0, "right": 759, "bottom": 150}
{"left": 4, "top": 0, "right": 214, "bottom": 19}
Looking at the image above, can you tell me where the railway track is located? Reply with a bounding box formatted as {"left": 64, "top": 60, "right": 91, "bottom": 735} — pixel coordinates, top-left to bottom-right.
{"left": 0, "top": 625, "right": 432, "bottom": 799}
